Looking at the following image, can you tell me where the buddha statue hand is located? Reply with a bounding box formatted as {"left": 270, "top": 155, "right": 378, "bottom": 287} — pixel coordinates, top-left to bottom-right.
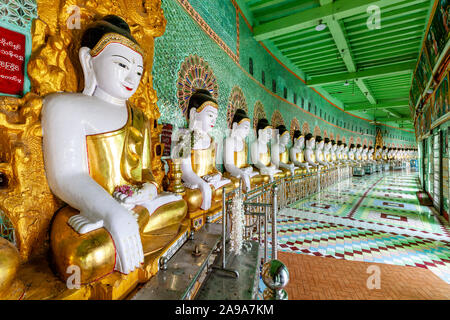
{"left": 240, "top": 171, "right": 251, "bottom": 192}
{"left": 202, "top": 173, "right": 222, "bottom": 183}
{"left": 68, "top": 206, "right": 143, "bottom": 274}
{"left": 113, "top": 183, "right": 158, "bottom": 208}
{"left": 241, "top": 166, "right": 253, "bottom": 175}
{"left": 68, "top": 214, "right": 104, "bottom": 234}
{"left": 199, "top": 180, "right": 212, "bottom": 210}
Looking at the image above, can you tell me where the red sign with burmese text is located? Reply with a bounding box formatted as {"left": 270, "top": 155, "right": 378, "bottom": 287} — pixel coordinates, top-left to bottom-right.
{"left": 0, "top": 26, "right": 26, "bottom": 96}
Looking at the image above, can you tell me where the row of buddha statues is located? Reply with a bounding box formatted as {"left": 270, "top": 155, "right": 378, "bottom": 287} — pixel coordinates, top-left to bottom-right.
{"left": 0, "top": 15, "right": 418, "bottom": 300}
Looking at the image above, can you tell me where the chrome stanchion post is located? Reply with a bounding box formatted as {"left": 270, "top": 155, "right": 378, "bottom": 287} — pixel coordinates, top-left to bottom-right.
{"left": 272, "top": 184, "right": 278, "bottom": 261}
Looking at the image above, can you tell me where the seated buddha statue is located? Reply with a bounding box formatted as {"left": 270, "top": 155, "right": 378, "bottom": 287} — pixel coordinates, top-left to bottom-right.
{"left": 304, "top": 133, "right": 320, "bottom": 171}
{"left": 176, "top": 89, "right": 233, "bottom": 227}
{"left": 382, "top": 146, "right": 388, "bottom": 161}
{"left": 362, "top": 145, "right": 369, "bottom": 162}
{"left": 348, "top": 144, "right": 357, "bottom": 164}
{"left": 42, "top": 16, "right": 187, "bottom": 283}
{"left": 355, "top": 144, "right": 363, "bottom": 164}
{"left": 271, "top": 125, "right": 299, "bottom": 177}
{"left": 375, "top": 146, "right": 382, "bottom": 161}
{"left": 223, "top": 109, "right": 268, "bottom": 192}
{"left": 336, "top": 141, "right": 344, "bottom": 163}
{"left": 342, "top": 143, "right": 350, "bottom": 163}
{"left": 330, "top": 140, "right": 338, "bottom": 164}
{"left": 250, "top": 118, "right": 284, "bottom": 182}
{"left": 314, "top": 136, "right": 329, "bottom": 169}
{"left": 323, "top": 138, "right": 333, "bottom": 166}
{"left": 368, "top": 147, "right": 375, "bottom": 163}
{"left": 387, "top": 148, "right": 394, "bottom": 160}
{"left": 290, "top": 130, "right": 310, "bottom": 173}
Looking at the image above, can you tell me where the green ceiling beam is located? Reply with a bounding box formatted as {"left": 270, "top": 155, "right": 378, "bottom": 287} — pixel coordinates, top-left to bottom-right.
{"left": 307, "top": 61, "right": 416, "bottom": 87}
{"left": 345, "top": 100, "right": 410, "bottom": 111}
{"left": 253, "top": 0, "right": 406, "bottom": 41}
{"left": 375, "top": 117, "right": 411, "bottom": 122}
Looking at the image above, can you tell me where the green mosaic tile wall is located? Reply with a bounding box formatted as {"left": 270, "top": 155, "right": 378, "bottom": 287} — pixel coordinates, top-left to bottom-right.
{"left": 153, "top": 0, "right": 416, "bottom": 153}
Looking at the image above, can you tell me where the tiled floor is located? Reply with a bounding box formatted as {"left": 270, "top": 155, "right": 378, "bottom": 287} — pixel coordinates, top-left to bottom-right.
{"left": 258, "top": 170, "right": 450, "bottom": 299}
{"left": 278, "top": 252, "right": 450, "bottom": 300}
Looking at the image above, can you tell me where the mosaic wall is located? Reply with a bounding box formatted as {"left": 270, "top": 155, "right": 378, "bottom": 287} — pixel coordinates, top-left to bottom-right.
{"left": 153, "top": 0, "right": 416, "bottom": 163}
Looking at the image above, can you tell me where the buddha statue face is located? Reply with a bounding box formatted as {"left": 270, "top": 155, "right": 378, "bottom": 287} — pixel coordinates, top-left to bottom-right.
{"left": 317, "top": 140, "right": 324, "bottom": 150}
{"left": 306, "top": 137, "right": 315, "bottom": 149}
{"left": 232, "top": 119, "right": 251, "bottom": 139}
{"left": 332, "top": 144, "right": 337, "bottom": 152}
{"left": 257, "top": 126, "right": 272, "bottom": 144}
{"left": 294, "top": 136, "right": 305, "bottom": 149}
{"left": 190, "top": 103, "right": 218, "bottom": 134}
{"left": 279, "top": 132, "right": 290, "bottom": 146}
{"left": 80, "top": 43, "right": 143, "bottom": 101}
{"left": 325, "top": 141, "right": 332, "bottom": 151}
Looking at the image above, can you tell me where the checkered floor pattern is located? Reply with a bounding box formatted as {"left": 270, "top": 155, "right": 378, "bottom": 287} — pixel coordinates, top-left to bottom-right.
{"left": 258, "top": 170, "right": 450, "bottom": 296}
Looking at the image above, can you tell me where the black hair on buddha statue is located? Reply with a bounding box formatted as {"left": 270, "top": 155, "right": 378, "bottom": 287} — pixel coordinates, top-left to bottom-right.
{"left": 343, "top": 143, "right": 347, "bottom": 147}
{"left": 293, "top": 130, "right": 302, "bottom": 141}
{"left": 81, "top": 15, "right": 139, "bottom": 50}
{"left": 350, "top": 144, "right": 355, "bottom": 149}
{"left": 257, "top": 118, "right": 271, "bottom": 137}
{"left": 331, "top": 140, "right": 336, "bottom": 145}
{"left": 276, "top": 125, "right": 288, "bottom": 136}
{"left": 337, "top": 140, "right": 342, "bottom": 146}
{"left": 357, "top": 144, "right": 361, "bottom": 148}
{"left": 305, "top": 133, "right": 314, "bottom": 141}
{"left": 187, "top": 89, "right": 218, "bottom": 118}
{"left": 316, "top": 136, "right": 323, "bottom": 143}
{"left": 324, "top": 137, "right": 330, "bottom": 144}
{"left": 232, "top": 109, "right": 250, "bottom": 124}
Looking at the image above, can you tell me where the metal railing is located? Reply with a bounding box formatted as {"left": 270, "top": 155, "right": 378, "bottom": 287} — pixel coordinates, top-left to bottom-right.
{"left": 217, "top": 164, "right": 352, "bottom": 299}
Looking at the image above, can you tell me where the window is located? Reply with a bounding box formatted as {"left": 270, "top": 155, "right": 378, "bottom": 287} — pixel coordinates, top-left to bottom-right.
{"left": 294, "top": 93, "right": 297, "bottom": 104}
{"left": 272, "top": 80, "right": 277, "bottom": 93}
{"left": 249, "top": 58, "right": 253, "bottom": 76}
{"left": 262, "top": 71, "right": 265, "bottom": 85}
{"left": 308, "top": 102, "right": 311, "bottom": 112}
{"left": 284, "top": 87, "right": 287, "bottom": 99}
{"left": 320, "top": 109, "right": 322, "bottom": 118}
{"left": 301, "top": 98, "right": 304, "bottom": 108}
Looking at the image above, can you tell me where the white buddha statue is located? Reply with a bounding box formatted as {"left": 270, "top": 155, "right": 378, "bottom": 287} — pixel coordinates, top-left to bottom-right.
{"left": 368, "top": 147, "right": 375, "bottom": 163}
{"left": 223, "top": 109, "right": 267, "bottom": 192}
{"left": 342, "top": 144, "right": 350, "bottom": 163}
{"left": 290, "top": 130, "right": 310, "bottom": 173}
{"left": 42, "top": 16, "right": 187, "bottom": 281}
{"left": 271, "top": 125, "right": 298, "bottom": 177}
{"left": 362, "top": 145, "right": 369, "bottom": 162}
{"left": 304, "top": 133, "right": 319, "bottom": 171}
{"left": 314, "top": 136, "right": 329, "bottom": 169}
{"left": 251, "top": 118, "right": 284, "bottom": 182}
{"left": 330, "top": 140, "right": 338, "bottom": 163}
{"left": 355, "top": 144, "right": 363, "bottom": 163}
{"left": 382, "top": 146, "right": 388, "bottom": 161}
{"left": 323, "top": 138, "right": 333, "bottom": 167}
{"left": 175, "top": 89, "right": 232, "bottom": 224}
{"left": 348, "top": 144, "right": 357, "bottom": 164}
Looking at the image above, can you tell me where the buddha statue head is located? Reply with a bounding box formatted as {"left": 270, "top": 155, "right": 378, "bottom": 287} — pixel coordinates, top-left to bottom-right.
{"left": 350, "top": 144, "right": 356, "bottom": 153}
{"left": 305, "top": 133, "right": 315, "bottom": 149}
{"left": 356, "top": 144, "right": 362, "bottom": 153}
{"left": 337, "top": 140, "right": 343, "bottom": 152}
{"left": 276, "top": 125, "right": 290, "bottom": 147}
{"left": 188, "top": 89, "right": 219, "bottom": 134}
{"left": 293, "top": 130, "right": 304, "bottom": 149}
{"left": 343, "top": 143, "right": 349, "bottom": 153}
{"left": 231, "top": 108, "right": 251, "bottom": 140}
{"left": 257, "top": 118, "right": 273, "bottom": 144}
{"left": 79, "top": 15, "right": 144, "bottom": 101}
{"left": 315, "top": 136, "right": 324, "bottom": 150}
{"left": 368, "top": 146, "right": 374, "bottom": 157}
{"left": 324, "top": 137, "right": 331, "bottom": 151}
{"left": 331, "top": 140, "right": 337, "bottom": 152}
{"left": 363, "top": 145, "right": 368, "bottom": 153}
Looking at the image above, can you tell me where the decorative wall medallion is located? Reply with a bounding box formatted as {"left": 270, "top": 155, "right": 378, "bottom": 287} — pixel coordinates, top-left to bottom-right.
{"left": 313, "top": 125, "right": 321, "bottom": 137}
{"left": 323, "top": 130, "right": 328, "bottom": 138}
{"left": 369, "top": 140, "right": 373, "bottom": 146}
{"left": 336, "top": 133, "right": 340, "bottom": 142}
{"left": 177, "top": 54, "right": 219, "bottom": 118}
{"left": 271, "top": 110, "right": 284, "bottom": 128}
{"left": 349, "top": 137, "right": 354, "bottom": 144}
{"left": 329, "top": 132, "right": 334, "bottom": 140}
{"left": 227, "top": 85, "right": 247, "bottom": 128}
{"left": 363, "top": 138, "right": 368, "bottom": 147}
{"left": 356, "top": 137, "right": 362, "bottom": 145}
{"left": 290, "top": 118, "right": 300, "bottom": 141}
{"left": 253, "top": 100, "right": 266, "bottom": 129}
{"left": 302, "top": 122, "right": 310, "bottom": 135}
{"left": 342, "top": 136, "right": 346, "bottom": 143}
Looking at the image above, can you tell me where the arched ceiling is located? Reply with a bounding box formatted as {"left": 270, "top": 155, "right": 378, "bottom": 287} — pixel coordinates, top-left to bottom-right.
{"left": 236, "top": 0, "right": 434, "bottom": 130}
